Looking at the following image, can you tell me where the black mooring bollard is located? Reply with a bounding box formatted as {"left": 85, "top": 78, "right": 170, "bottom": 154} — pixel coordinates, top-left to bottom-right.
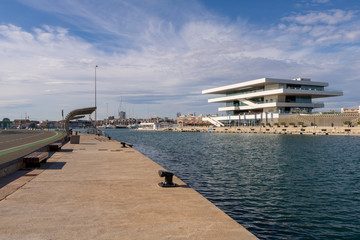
{"left": 158, "top": 170, "right": 177, "bottom": 187}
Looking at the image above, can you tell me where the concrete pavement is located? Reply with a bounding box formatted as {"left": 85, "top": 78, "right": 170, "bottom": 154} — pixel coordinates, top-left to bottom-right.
{"left": 0, "top": 130, "right": 65, "bottom": 166}
{"left": 0, "top": 133, "right": 258, "bottom": 240}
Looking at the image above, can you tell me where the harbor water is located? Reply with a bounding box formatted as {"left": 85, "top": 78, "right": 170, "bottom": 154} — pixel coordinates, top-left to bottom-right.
{"left": 103, "top": 129, "right": 360, "bottom": 239}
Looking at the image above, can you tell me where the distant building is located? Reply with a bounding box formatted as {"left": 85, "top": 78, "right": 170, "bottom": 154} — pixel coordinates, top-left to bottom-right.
{"left": 321, "top": 110, "right": 338, "bottom": 114}
{"left": 12, "top": 119, "right": 38, "bottom": 129}
{"left": 138, "top": 122, "right": 174, "bottom": 130}
{"left": 38, "top": 121, "right": 56, "bottom": 129}
{"left": 202, "top": 77, "right": 343, "bottom": 126}
{"left": 0, "top": 118, "right": 12, "bottom": 129}
{"left": 177, "top": 114, "right": 208, "bottom": 126}
{"left": 341, "top": 106, "right": 360, "bottom": 113}
{"left": 176, "top": 112, "right": 181, "bottom": 118}
{"left": 68, "top": 120, "right": 92, "bottom": 128}
{"left": 139, "top": 122, "right": 158, "bottom": 130}
{"left": 119, "top": 111, "right": 126, "bottom": 119}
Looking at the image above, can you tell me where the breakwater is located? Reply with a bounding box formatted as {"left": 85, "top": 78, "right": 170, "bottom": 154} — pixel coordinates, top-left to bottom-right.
{"left": 104, "top": 129, "right": 360, "bottom": 239}
{"left": 147, "top": 126, "right": 360, "bottom": 135}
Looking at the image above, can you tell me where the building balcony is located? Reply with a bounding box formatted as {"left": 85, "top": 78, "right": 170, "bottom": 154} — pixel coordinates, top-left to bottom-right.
{"left": 206, "top": 112, "right": 280, "bottom": 121}
{"left": 208, "top": 87, "right": 342, "bottom": 103}
{"left": 218, "top": 102, "right": 324, "bottom": 112}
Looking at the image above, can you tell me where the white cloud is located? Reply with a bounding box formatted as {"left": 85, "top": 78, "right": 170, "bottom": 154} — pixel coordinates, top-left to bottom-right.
{"left": 283, "top": 9, "right": 355, "bottom": 25}
{"left": 276, "top": 9, "right": 360, "bottom": 46}
{"left": 0, "top": 99, "right": 31, "bottom": 108}
{"left": 312, "top": 0, "right": 330, "bottom": 3}
{"left": 1, "top": 2, "right": 360, "bottom": 119}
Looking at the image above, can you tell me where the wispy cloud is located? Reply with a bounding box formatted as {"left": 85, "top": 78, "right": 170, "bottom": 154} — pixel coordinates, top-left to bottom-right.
{"left": 312, "top": 0, "right": 330, "bottom": 3}
{"left": 277, "top": 9, "right": 360, "bottom": 47}
{"left": 0, "top": 1, "right": 359, "bottom": 119}
{"left": 0, "top": 99, "right": 33, "bottom": 108}
{"left": 283, "top": 9, "right": 356, "bottom": 25}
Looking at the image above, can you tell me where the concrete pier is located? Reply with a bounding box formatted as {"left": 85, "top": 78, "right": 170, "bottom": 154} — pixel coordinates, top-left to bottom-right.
{"left": 152, "top": 126, "right": 360, "bottom": 135}
{"left": 0, "top": 134, "right": 257, "bottom": 240}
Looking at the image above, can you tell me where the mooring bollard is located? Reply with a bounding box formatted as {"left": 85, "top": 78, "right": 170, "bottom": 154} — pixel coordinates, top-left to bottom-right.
{"left": 158, "top": 170, "right": 177, "bottom": 187}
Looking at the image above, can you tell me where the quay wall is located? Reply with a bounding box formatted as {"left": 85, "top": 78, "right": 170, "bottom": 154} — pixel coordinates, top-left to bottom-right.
{"left": 277, "top": 113, "right": 360, "bottom": 127}
{"left": 155, "top": 126, "right": 360, "bottom": 135}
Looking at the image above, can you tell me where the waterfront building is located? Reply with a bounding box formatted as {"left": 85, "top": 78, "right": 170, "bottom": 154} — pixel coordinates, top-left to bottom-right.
{"left": 202, "top": 77, "right": 343, "bottom": 126}
{"left": 12, "top": 119, "right": 39, "bottom": 129}
{"left": 68, "top": 120, "right": 92, "bottom": 129}
{"left": 176, "top": 114, "right": 208, "bottom": 127}
{"left": 341, "top": 106, "right": 360, "bottom": 113}
{"left": 119, "top": 111, "right": 126, "bottom": 119}
{"left": 139, "top": 122, "right": 158, "bottom": 130}
{"left": 0, "top": 118, "right": 12, "bottom": 129}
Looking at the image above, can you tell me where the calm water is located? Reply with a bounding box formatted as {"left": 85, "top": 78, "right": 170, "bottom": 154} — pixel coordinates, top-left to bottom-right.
{"left": 104, "top": 129, "right": 360, "bottom": 239}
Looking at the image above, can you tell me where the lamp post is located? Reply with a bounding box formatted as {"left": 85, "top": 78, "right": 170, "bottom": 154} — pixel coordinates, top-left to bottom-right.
{"left": 95, "top": 65, "right": 98, "bottom": 131}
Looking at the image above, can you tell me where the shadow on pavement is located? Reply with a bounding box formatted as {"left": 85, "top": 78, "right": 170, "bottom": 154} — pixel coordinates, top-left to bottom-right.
{"left": 60, "top": 149, "right": 73, "bottom": 152}
{"left": 0, "top": 169, "right": 31, "bottom": 189}
{"left": 44, "top": 162, "right": 66, "bottom": 170}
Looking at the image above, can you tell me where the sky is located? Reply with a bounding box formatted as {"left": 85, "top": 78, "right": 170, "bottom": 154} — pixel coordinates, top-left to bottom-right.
{"left": 0, "top": 0, "right": 360, "bottom": 121}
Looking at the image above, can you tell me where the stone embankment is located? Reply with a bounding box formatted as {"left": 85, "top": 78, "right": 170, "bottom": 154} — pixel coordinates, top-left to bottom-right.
{"left": 161, "top": 126, "right": 360, "bottom": 135}
{"left": 0, "top": 133, "right": 258, "bottom": 240}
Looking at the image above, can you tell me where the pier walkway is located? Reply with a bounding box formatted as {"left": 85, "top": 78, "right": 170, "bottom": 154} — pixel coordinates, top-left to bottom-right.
{"left": 0, "top": 134, "right": 257, "bottom": 240}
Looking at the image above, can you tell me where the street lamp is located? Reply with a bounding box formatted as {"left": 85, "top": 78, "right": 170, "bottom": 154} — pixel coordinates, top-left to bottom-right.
{"left": 95, "top": 65, "right": 98, "bottom": 130}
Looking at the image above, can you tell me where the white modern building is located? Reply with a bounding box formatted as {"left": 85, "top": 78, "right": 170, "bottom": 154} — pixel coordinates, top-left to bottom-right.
{"left": 202, "top": 77, "right": 343, "bottom": 126}
{"left": 139, "top": 122, "right": 158, "bottom": 130}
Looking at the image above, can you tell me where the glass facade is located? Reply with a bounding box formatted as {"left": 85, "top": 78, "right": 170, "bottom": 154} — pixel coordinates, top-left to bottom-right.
{"left": 285, "top": 96, "right": 312, "bottom": 103}
{"left": 286, "top": 84, "right": 324, "bottom": 91}
{"left": 284, "top": 107, "right": 313, "bottom": 113}
{"left": 226, "top": 101, "right": 248, "bottom": 107}
{"left": 226, "top": 86, "right": 264, "bottom": 96}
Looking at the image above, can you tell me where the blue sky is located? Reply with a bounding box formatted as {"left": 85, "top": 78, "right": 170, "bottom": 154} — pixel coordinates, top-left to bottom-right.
{"left": 0, "top": 0, "right": 359, "bottom": 120}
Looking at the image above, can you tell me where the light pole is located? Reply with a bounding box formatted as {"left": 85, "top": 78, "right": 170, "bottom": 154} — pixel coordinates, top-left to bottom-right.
{"left": 95, "top": 65, "right": 98, "bottom": 131}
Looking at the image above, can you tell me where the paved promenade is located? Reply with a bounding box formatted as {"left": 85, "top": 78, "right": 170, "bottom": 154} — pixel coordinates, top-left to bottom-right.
{"left": 0, "top": 134, "right": 257, "bottom": 240}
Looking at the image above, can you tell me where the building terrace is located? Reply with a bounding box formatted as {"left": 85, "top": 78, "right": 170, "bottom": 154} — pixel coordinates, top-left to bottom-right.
{"left": 202, "top": 77, "right": 343, "bottom": 126}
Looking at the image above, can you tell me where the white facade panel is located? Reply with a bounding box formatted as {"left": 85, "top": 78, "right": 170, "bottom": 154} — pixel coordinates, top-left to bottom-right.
{"left": 202, "top": 77, "right": 343, "bottom": 122}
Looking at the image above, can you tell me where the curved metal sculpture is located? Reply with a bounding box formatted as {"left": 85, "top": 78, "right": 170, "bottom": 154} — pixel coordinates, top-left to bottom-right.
{"left": 65, "top": 107, "right": 96, "bottom": 136}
